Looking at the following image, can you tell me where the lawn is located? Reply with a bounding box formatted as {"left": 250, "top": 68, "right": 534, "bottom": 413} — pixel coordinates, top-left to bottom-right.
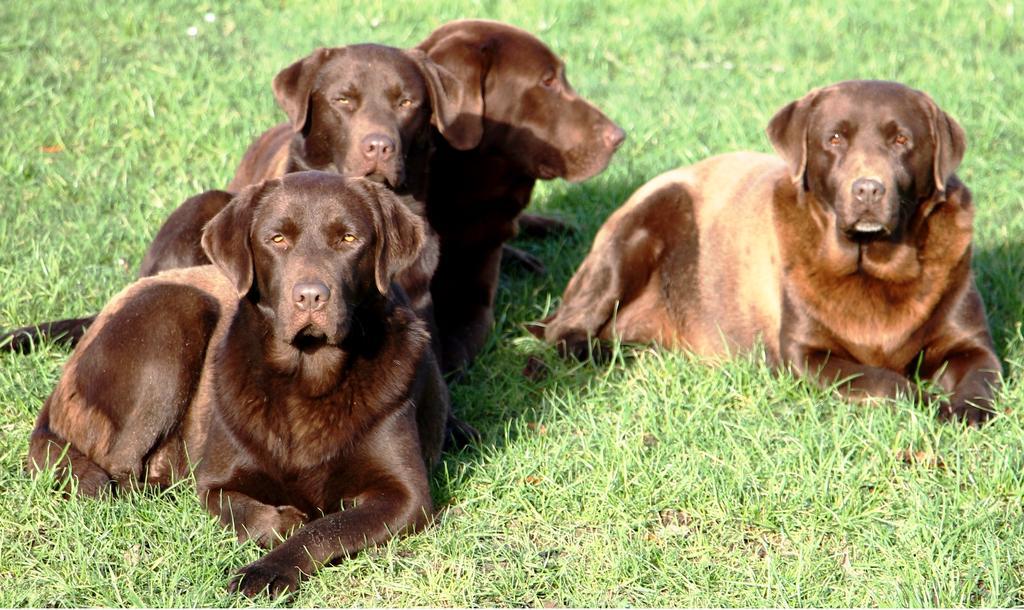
{"left": 1, "top": 0, "right": 1023, "bottom": 606}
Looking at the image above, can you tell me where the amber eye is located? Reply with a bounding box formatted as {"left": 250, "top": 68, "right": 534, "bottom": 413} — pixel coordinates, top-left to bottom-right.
{"left": 894, "top": 134, "right": 909, "bottom": 145}
{"left": 399, "top": 98, "right": 413, "bottom": 108}
{"left": 541, "top": 70, "right": 556, "bottom": 87}
{"left": 271, "top": 234, "right": 285, "bottom": 245}
{"left": 335, "top": 96, "right": 351, "bottom": 105}
{"left": 829, "top": 133, "right": 843, "bottom": 146}
{"left": 342, "top": 233, "right": 356, "bottom": 242}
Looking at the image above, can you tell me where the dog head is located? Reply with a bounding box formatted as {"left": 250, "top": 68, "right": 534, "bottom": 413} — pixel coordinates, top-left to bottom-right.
{"left": 767, "top": 80, "right": 965, "bottom": 244}
{"left": 201, "top": 171, "right": 424, "bottom": 349}
{"left": 272, "top": 44, "right": 479, "bottom": 189}
{"left": 419, "top": 19, "right": 626, "bottom": 182}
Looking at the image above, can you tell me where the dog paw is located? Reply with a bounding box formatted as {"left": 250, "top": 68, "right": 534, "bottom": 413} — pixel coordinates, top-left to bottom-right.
{"left": 516, "top": 214, "right": 578, "bottom": 238}
{"left": 246, "top": 505, "right": 307, "bottom": 548}
{"left": 937, "top": 399, "right": 994, "bottom": 426}
{"left": 445, "top": 416, "right": 481, "bottom": 451}
{"left": 522, "top": 355, "right": 550, "bottom": 381}
{"left": 501, "top": 245, "right": 546, "bottom": 275}
{"left": 553, "top": 331, "right": 610, "bottom": 363}
{"left": 229, "top": 558, "right": 300, "bottom": 599}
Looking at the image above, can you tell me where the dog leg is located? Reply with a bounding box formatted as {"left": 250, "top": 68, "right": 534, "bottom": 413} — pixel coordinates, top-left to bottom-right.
{"left": 930, "top": 346, "right": 1002, "bottom": 424}
{"left": 227, "top": 409, "right": 431, "bottom": 599}
{"left": 538, "top": 233, "right": 656, "bottom": 361}
{"left": 26, "top": 403, "right": 112, "bottom": 497}
{"left": 229, "top": 482, "right": 428, "bottom": 598}
{"left": 501, "top": 245, "right": 546, "bottom": 275}
{"left": 203, "top": 489, "right": 309, "bottom": 549}
{"left": 537, "top": 182, "right": 693, "bottom": 361}
{"left": 787, "top": 347, "right": 916, "bottom": 401}
{"left": 516, "top": 213, "right": 576, "bottom": 238}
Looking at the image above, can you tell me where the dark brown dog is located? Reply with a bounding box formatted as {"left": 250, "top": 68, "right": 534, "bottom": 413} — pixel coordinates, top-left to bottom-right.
{"left": 0, "top": 42, "right": 475, "bottom": 352}
{"left": 27, "top": 172, "right": 448, "bottom": 597}
{"left": 418, "top": 19, "right": 626, "bottom": 372}
{"left": 535, "top": 81, "right": 1001, "bottom": 423}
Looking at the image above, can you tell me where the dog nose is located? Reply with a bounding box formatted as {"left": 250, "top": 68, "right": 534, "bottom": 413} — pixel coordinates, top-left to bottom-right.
{"left": 361, "top": 134, "right": 395, "bottom": 162}
{"left": 851, "top": 178, "right": 885, "bottom": 205}
{"left": 292, "top": 281, "right": 331, "bottom": 312}
{"left": 603, "top": 124, "right": 626, "bottom": 149}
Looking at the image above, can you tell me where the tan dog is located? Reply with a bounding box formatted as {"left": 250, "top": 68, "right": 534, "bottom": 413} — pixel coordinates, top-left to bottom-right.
{"left": 536, "top": 80, "right": 1001, "bottom": 423}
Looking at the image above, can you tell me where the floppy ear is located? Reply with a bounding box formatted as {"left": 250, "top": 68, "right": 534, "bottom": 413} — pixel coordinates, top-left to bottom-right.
{"left": 415, "top": 33, "right": 489, "bottom": 150}
{"left": 923, "top": 93, "right": 967, "bottom": 193}
{"left": 351, "top": 179, "right": 425, "bottom": 296}
{"left": 766, "top": 87, "right": 823, "bottom": 187}
{"left": 272, "top": 47, "right": 336, "bottom": 133}
{"left": 200, "top": 181, "right": 275, "bottom": 297}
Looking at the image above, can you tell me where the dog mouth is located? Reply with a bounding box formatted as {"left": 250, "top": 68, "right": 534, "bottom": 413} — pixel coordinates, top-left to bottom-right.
{"left": 364, "top": 171, "right": 390, "bottom": 185}
{"left": 844, "top": 220, "right": 891, "bottom": 243}
{"left": 290, "top": 324, "right": 327, "bottom": 350}
{"left": 343, "top": 163, "right": 403, "bottom": 189}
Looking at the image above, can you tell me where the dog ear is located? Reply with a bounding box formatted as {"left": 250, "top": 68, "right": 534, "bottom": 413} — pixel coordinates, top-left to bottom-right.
{"left": 272, "top": 47, "right": 336, "bottom": 133}
{"left": 201, "top": 181, "right": 275, "bottom": 298}
{"left": 766, "top": 87, "right": 824, "bottom": 187}
{"left": 414, "top": 34, "right": 489, "bottom": 150}
{"left": 351, "top": 180, "right": 425, "bottom": 295}
{"left": 923, "top": 93, "right": 967, "bottom": 193}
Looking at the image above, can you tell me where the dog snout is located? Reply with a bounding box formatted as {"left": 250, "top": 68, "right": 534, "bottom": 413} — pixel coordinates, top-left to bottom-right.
{"left": 851, "top": 178, "right": 886, "bottom": 206}
{"left": 360, "top": 133, "right": 396, "bottom": 163}
{"left": 292, "top": 281, "right": 331, "bottom": 312}
{"left": 602, "top": 124, "right": 626, "bottom": 150}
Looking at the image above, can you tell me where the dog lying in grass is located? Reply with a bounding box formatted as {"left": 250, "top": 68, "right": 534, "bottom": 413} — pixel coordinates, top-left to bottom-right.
{"left": 27, "top": 173, "right": 448, "bottom": 598}
{"left": 534, "top": 80, "right": 1001, "bottom": 423}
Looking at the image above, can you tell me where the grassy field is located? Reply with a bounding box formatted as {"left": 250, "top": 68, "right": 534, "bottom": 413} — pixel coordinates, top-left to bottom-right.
{"left": 2, "top": 0, "right": 1023, "bottom": 606}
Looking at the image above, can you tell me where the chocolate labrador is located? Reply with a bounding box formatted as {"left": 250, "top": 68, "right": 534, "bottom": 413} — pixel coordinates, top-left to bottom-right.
{"left": 1, "top": 42, "right": 475, "bottom": 351}
{"left": 535, "top": 80, "right": 1001, "bottom": 423}
{"left": 27, "top": 172, "right": 447, "bottom": 598}
{"left": 418, "top": 19, "right": 626, "bottom": 372}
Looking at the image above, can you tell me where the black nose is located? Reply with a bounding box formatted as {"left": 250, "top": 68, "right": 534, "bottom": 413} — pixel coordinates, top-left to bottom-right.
{"left": 851, "top": 178, "right": 885, "bottom": 205}
{"left": 361, "top": 133, "right": 395, "bottom": 163}
{"left": 292, "top": 281, "right": 330, "bottom": 312}
{"left": 603, "top": 124, "right": 626, "bottom": 149}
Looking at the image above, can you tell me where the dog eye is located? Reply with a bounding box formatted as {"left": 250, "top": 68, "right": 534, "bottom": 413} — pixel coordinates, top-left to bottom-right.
{"left": 827, "top": 133, "right": 846, "bottom": 147}
{"left": 541, "top": 70, "right": 557, "bottom": 88}
{"left": 398, "top": 98, "right": 413, "bottom": 108}
{"left": 335, "top": 96, "right": 351, "bottom": 105}
{"left": 270, "top": 234, "right": 286, "bottom": 245}
{"left": 893, "top": 134, "right": 909, "bottom": 146}
{"left": 342, "top": 233, "right": 356, "bottom": 243}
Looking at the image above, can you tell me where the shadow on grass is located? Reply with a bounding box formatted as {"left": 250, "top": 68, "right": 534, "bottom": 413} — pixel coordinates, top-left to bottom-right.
{"left": 973, "top": 238, "right": 1024, "bottom": 366}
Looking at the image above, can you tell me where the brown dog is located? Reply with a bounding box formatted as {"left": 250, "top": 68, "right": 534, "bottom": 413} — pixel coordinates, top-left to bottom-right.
{"left": 536, "top": 81, "right": 1001, "bottom": 423}
{"left": 418, "top": 19, "right": 626, "bottom": 372}
{"left": 27, "top": 173, "right": 448, "bottom": 597}
{"left": 159, "top": 42, "right": 476, "bottom": 319}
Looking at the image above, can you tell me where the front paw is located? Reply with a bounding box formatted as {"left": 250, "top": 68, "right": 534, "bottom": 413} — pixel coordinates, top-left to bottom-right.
{"left": 517, "top": 214, "right": 577, "bottom": 238}
{"left": 553, "top": 330, "right": 611, "bottom": 363}
{"left": 501, "top": 245, "right": 546, "bottom": 275}
{"left": 229, "top": 557, "right": 300, "bottom": 599}
{"left": 937, "top": 398, "right": 994, "bottom": 426}
{"left": 243, "top": 505, "right": 308, "bottom": 548}
{"left": 445, "top": 416, "right": 481, "bottom": 451}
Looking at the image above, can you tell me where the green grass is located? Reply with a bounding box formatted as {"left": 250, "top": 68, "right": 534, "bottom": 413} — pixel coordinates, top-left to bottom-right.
{"left": 2, "top": 0, "right": 1023, "bottom": 606}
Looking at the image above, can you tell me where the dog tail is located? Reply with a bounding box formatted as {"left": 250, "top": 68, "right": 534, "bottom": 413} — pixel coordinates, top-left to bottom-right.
{"left": 0, "top": 315, "right": 95, "bottom": 353}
